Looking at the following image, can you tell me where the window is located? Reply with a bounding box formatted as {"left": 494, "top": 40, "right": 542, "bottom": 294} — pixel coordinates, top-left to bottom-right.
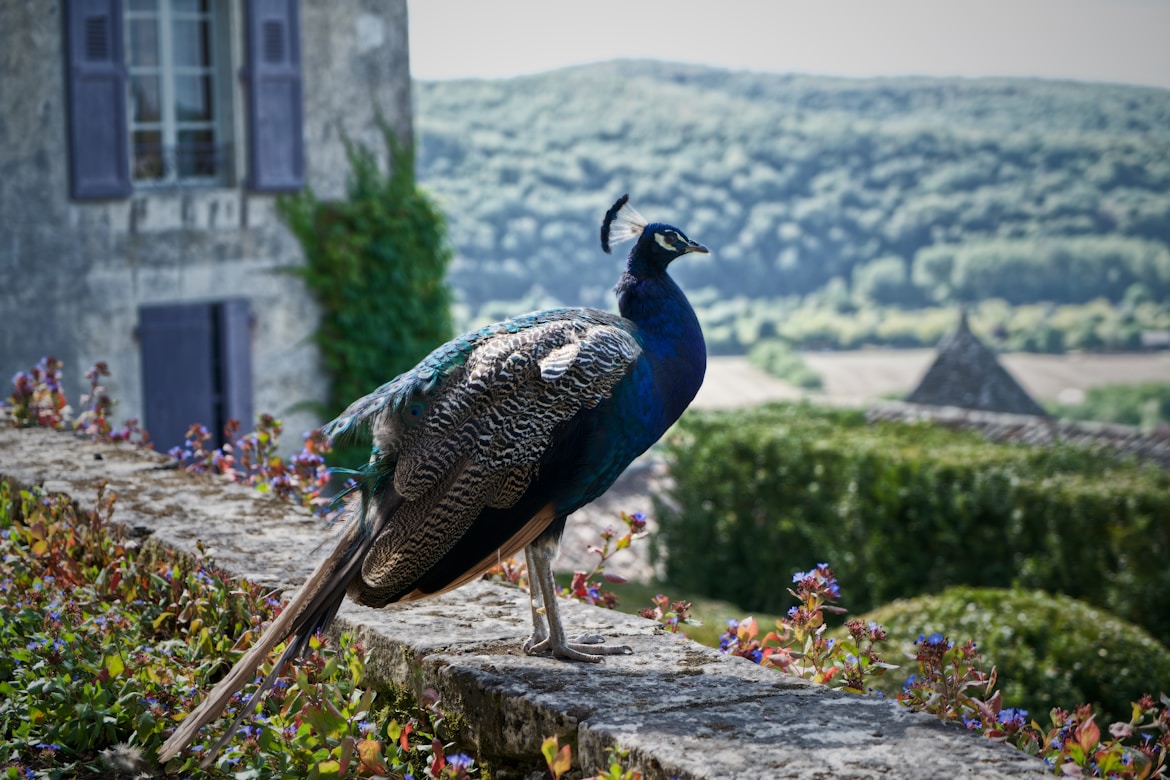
{"left": 124, "top": 0, "right": 233, "bottom": 185}
{"left": 66, "top": 0, "right": 303, "bottom": 199}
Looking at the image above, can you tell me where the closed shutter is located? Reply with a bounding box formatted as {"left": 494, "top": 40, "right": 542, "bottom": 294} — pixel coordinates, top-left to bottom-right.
{"left": 217, "top": 298, "right": 255, "bottom": 431}
{"left": 64, "top": 0, "right": 132, "bottom": 199}
{"left": 139, "top": 303, "right": 217, "bottom": 454}
{"left": 139, "top": 299, "right": 255, "bottom": 453}
{"left": 244, "top": 0, "right": 305, "bottom": 192}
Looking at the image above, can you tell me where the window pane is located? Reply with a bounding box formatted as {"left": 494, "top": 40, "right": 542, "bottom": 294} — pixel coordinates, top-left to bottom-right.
{"left": 174, "top": 75, "right": 213, "bottom": 122}
{"left": 172, "top": 18, "right": 211, "bottom": 68}
{"left": 132, "top": 130, "right": 164, "bottom": 180}
{"left": 177, "top": 129, "right": 218, "bottom": 178}
{"left": 130, "top": 74, "right": 162, "bottom": 123}
{"left": 127, "top": 18, "right": 159, "bottom": 67}
{"left": 127, "top": 0, "right": 159, "bottom": 12}
{"left": 172, "top": 0, "right": 209, "bottom": 13}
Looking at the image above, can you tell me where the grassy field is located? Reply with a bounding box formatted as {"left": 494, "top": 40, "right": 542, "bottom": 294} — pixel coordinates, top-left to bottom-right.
{"left": 695, "top": 351, "right": 1170, "bottom": 408}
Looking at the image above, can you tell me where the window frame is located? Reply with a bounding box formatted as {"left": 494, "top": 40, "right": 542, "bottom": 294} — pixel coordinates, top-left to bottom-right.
{"left": 124, "top": 0, "right": 236, "bottom": 188}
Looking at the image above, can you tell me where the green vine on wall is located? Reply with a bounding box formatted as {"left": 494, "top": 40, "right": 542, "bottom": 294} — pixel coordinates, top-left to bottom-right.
{"left": 278, "top": 120, "right": 454, "bottom": 426}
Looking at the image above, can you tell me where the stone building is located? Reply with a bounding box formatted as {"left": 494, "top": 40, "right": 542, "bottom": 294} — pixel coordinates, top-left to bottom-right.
{"left": 907, "top": 310, "right": 1048, "bottom": 416}
{"left": 0, "top": 0, "right": 412, "bottom": 451}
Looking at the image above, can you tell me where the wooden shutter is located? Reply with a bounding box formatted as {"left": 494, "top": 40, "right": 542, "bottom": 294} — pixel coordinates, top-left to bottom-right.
{"left": 139, "top": 299, "right": 255, "bottom": 453}
{"left": 244, "top": 0, "right": 305, "bottom": 192}
{"left": 139, "top": 303, "right": 217, "bottom": 454}
{"left": 217, "top": 298, "right": 255, "bottom": 431}
{"left": 64, "top": 0, "right": 131, "bottom": 199}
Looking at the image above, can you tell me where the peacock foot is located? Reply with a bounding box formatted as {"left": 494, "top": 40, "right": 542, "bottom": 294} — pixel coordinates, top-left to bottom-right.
{"left": 524, "top": 633, "right": 633, "bottom": 662}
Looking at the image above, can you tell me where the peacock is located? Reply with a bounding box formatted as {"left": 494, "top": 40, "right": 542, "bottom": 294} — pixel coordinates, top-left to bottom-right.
{"left": 157, "top": 194, "right": 708, "bottom": 765}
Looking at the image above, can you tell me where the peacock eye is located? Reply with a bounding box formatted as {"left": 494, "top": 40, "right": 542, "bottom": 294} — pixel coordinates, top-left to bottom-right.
{"left": 654, "top": 231, "right": 678, "bottom": 251}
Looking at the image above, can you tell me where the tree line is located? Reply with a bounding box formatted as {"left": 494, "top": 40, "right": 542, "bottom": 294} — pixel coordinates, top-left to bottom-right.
{"left": 414, "top": 61, "right": 1170, "bottom": 346}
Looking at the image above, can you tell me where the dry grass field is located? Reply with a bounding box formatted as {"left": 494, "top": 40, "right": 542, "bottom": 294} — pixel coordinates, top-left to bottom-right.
{"left": 695, "top": 351, "right": 1170, "bottom": 409}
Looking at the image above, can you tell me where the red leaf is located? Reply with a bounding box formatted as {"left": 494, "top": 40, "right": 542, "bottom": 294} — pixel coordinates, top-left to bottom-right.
{"left": 1076, "top": 715, "right": 1100, "bottom": 752}
{"left": 430, "top": 737, "right": 446, "bottom": 774}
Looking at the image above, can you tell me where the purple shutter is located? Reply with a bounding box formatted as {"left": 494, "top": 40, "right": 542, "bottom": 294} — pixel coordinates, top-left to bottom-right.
{"left": 64, "top": 0, "right": 131, "bottom": 199}
{"left": 139, "top": 303, "right": 217, "bottom": 454}
{"left": 217, "top": 298, "right": 255, "bottom": 429}
{"left": 244, "top": 0, "right": 304, "bottom": 192}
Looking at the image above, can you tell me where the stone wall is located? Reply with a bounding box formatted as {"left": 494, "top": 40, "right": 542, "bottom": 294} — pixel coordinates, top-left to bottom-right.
{"left": 0, "top": 1, "right": 411, "bottom": 445}
{"left": 0, "top": 426, "right": 1051, "bottom": 779}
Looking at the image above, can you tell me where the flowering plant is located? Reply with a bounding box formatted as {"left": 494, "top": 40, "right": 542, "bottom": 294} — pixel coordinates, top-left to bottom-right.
{"left": 719, "top": 563, "right": 895, "bottom": 691}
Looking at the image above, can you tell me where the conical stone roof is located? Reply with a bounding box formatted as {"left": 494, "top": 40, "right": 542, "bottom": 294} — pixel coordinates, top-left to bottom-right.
{"left": 906, "top": 311, "right": 1047, "bottom": 416}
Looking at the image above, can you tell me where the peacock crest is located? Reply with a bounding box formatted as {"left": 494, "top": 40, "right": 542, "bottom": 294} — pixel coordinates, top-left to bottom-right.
{"left": 600, "top": 193, "right": 648, "bottom": 254}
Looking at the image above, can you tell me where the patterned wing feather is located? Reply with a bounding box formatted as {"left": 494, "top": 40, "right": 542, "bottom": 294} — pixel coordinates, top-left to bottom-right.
{"left": 344, "top": 313, "right": 642, "bottom": 607}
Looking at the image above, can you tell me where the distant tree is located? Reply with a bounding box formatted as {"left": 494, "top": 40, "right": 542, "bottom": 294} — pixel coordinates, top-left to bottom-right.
{"left": 852, "top": 255, "right": 921, "bottom": 306}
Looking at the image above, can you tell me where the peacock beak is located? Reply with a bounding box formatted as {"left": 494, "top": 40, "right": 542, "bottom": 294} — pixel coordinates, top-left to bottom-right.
{"left": 682, "top": 241, "right": 709, "bottom": 255}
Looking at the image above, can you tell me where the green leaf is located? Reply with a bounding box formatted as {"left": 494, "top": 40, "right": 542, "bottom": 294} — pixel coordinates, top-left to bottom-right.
{"left": 104, "top": 654, "right": 125, "bottom": 679}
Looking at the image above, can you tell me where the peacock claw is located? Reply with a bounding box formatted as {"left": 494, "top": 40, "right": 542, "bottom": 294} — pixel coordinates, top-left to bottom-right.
{"left": 523, "top": 637, "right": 632, "bottom": 662}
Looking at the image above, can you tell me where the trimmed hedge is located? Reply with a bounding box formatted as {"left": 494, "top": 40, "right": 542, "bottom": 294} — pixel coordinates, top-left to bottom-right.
{"left": 655, "top": 403, "right": 1170, "bottom": 643}
{"left": 848, "top": 587, "right": 1170, "bottom": 726}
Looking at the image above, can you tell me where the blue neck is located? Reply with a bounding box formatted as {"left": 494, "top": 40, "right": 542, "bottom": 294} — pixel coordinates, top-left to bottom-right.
{"left": 616, "top": 271, "right": 707, "bottom": 428}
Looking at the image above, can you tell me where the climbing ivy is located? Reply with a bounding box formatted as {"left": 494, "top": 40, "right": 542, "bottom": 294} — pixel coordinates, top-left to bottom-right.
{"left": 278, "top": 121, "right": 454, "bottom": 423}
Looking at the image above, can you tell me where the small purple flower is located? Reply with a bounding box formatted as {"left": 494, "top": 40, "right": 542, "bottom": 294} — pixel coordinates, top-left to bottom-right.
{"left": 446, "top": 753, "right": 474, "bottom": 770}
{"left": 997, "top": 708, "right": 1028, "bottom": 730}
{"left": 358, "top": 720, "right": 377, "bottom": 736}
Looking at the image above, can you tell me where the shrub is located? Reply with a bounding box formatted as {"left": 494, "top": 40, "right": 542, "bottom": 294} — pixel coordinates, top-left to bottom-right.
{"left": 655, "top": 403, "right": 1170, "bottom": 643}
{"left": 849, "top": 587, "right": 1170, "bottom": 725}
{"left": 1048, "top": 381, "right": 1170, "bottom": 429}
{"left": 747, "top": 339, "right": 822, "bottom": 389}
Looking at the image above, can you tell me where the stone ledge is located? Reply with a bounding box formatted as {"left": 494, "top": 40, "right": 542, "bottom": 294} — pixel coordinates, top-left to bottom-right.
{"left": 0, "top": 427, "right": 1050, "bottom": 779}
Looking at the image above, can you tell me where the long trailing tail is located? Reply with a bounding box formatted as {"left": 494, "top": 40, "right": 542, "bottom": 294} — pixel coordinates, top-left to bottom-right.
{"left": 157, "top": 484, "right": 400, "bottom": 768}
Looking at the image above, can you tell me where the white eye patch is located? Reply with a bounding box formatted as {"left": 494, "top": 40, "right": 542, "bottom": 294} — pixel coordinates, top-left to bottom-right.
{"left": 654, "top": 232, "right": 677, "bottom": 251}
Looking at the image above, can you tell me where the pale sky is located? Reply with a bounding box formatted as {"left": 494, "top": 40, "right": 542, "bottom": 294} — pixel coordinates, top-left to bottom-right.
{"left": 409, "top": 0, "right": 1170, "bottom": 90}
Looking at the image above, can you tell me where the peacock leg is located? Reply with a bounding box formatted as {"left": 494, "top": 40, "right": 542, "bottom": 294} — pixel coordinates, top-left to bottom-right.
{"left": 522, "top": 532, "right": 632, "bottom": 662}
{"left": 522, "top": 548, "right": 549, "bottom": 653}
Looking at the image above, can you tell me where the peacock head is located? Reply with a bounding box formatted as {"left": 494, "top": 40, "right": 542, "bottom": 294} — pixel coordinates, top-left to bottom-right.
{"left": 601, "top": 194, "right": 708, "bottom": 277}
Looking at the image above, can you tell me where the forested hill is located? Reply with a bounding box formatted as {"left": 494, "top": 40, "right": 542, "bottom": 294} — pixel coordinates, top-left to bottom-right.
{"left": 413, "top": 61, "right": 1170, "bottom": 342}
